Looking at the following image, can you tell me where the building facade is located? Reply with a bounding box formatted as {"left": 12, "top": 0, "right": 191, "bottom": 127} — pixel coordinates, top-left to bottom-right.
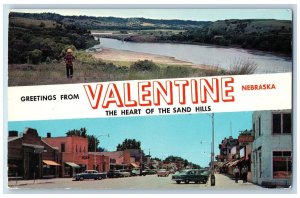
{"left": 43, "top": 134, "right": 89, "bottom": 177}
{"left": 252, "top": 110, "right": 292, "bottom": 187}
{"left": 87, "top": 152, "right": 110, "bottom": 172}
{"left": 8, "top": 128, "right": 60, "bottom": 179}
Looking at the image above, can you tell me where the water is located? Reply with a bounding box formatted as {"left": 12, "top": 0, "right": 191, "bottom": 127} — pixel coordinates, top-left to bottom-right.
{"left": 90, "top": 38, "right": 292, "bottom": 73}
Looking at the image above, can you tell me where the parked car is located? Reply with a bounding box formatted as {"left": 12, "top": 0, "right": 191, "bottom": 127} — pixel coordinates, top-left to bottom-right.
{"left": 107, "top": 170, "right": 123, "bottom": 178}
{"left": 142, "top": 169, "right": 157, "bottom": 175}
{"left": 131, "top": 168, "right": 141, "bottom": 176}
{"left": 171, "top": 169, "right": 208, "bottom": 184}
{"left": 119, "top": 169, "right": 131, "bottom": 177}
{"left": 157, "top": 169, "right": 169, "bottom": 177}
{"left": 73, "top": 170, "right": 107, "bottom": 181}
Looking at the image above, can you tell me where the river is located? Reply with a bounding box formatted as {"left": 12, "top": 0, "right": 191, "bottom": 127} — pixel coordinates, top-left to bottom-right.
{"left": 90, "top": 38, "right": 292, "bottom": 73}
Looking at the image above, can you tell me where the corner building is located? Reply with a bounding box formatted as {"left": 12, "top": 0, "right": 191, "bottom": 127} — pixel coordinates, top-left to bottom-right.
{"left": 251, "top": 110, "right": 292, "bottom": 187}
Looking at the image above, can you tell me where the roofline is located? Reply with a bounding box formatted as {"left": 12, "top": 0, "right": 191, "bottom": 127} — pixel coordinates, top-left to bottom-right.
{"left": 41, "top": 139, "right": 59, "bottom": 150}
{"left": 8, "top": 136, "right": 22, "bottom": 143}
{"left": 42, "top": 136, "right": 87, "bottom": 139}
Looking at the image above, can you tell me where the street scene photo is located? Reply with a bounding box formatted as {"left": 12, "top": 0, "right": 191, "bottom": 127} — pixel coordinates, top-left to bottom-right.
{"left": 7, "top": 110, "right": 292, "bottom": 190}
{"left": 6, "top": 8, "right": 293, "bottom": 192}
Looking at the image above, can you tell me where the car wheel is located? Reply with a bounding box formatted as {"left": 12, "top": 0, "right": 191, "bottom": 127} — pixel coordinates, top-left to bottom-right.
{"left": 176, "top": 181, "right": 181, "bottom": 184}
{"left": 184, "top": 180, "right": 189, "bottom": 184}
{"left": 80, "top": 177, "right": 84, "bottom": 181}
{"left": 98, "top": 176, "right": 102, "bottom": 180}
{"left": 203, "top": 178, "right": 207, "bottom": 184}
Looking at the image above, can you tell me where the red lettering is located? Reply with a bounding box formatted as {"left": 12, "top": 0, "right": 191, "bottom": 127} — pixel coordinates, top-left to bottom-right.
{"left": 83, "top": 84, "right": 103, "bottom": 109}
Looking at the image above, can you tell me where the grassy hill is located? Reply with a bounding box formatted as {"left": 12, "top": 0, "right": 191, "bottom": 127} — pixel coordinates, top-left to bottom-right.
{"left": 9, "top": 15, "right": 98, "bottom": 64}
{"left": 10, "top": 12, "right": 211, "bottom": 30}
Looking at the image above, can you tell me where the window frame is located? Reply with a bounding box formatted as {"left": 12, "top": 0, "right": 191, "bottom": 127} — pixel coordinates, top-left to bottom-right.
{"left": 272, "top": 150, "right": 292, "bottom": 179}
{"left": 272, "top": 112, "right": 292, "bottom": 135}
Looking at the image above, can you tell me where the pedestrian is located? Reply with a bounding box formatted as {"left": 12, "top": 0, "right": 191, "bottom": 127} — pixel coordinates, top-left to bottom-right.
{"left": 233, "top": 166, "right": 239, "bottom": 183}
{"left": 64, "top": 48, "right": 75, "bottom": 78}
{"left": 241, "top": 165, "right": 248, "bottom": 183}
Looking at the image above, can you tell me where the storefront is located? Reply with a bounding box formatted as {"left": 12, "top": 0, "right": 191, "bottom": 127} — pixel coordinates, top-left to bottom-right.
{"left": 8, "top": 128, "right": 61, "bottom": 179}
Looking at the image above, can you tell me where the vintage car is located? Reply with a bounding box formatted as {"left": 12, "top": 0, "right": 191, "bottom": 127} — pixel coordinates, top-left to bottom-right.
{"left": 119, "top": 169, "right": 131, "bottom": 177}
{"left": 142, "top": 169, "right": 157, "bottom": 175}
{"left": 171, "top": 169, "right": 208, "bottom": 184}
{"left": 107, "top": 170, "right": 123, "bottom": 178}
{"left": 131, "top": 168, "right": 141, "bottom": 176}
{"left": 73, "top": 170, "right": 107, "bottom": 181}
{"left": 157, "top": 169, "right": 170, "bottom": 177}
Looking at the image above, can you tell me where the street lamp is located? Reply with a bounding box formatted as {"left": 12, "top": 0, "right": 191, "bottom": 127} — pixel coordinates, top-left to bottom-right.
{"left": 94, "top": 133, "right": 110, "bottom": 171}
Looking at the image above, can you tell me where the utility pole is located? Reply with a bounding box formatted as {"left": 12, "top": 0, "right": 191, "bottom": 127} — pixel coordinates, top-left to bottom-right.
{"left": 205, "top": 113, "right": 215, "bottom": 186}
{"left": 140, "top": 149, "right": 143, "bottom": 176}
{"left": 211, "top": 113, "right": 215, "bottom": 186}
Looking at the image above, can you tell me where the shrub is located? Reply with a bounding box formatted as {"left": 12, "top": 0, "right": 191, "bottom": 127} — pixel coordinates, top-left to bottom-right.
{"left": 130, "top": 60, "right": 159, "bottom": 72}
{"left": 227, "top": 59, "right": 257, "bottom": 75}
{"left": 29, "top": 49, "right": 42, "bottom": 64}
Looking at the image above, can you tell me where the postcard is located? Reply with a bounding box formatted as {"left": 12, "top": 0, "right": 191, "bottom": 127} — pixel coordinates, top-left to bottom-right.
{"left": 5, "top": 7, "right": 293, "bottom": 192}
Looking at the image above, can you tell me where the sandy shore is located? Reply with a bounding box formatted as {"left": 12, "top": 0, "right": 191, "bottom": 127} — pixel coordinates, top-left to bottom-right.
{"left": 92, "top": 48, "right": 211, "bottom": 67}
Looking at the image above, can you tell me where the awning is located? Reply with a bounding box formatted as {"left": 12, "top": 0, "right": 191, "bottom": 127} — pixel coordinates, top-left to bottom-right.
{"left": 43, "top": 160, "right": 60, "bottom": 166}
{"left": 65, "top": 162, "right": 80, "bottom": 168}
{"left": 130, "top": 163, "right": 139, "bottom": 168}
{"left": 234, "top": 158, "right": 245, "bottom": 166}
{"left": 216, "top": 162, "right": 225, "bottom": 167}
{"left": 229, "top": 158, "right": 245, "bottom": 167}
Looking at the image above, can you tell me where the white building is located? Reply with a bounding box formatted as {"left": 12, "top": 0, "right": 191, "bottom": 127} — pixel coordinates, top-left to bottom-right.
{"left": 251, "top": 110, "right": 292, "bottom": 187}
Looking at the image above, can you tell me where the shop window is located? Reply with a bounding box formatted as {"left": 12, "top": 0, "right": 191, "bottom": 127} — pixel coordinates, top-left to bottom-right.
{"left": 283, "top": 114, "right": 291, "bottom": 134}
{"left": 273, "top": 113, "right": 292, "bottom": 134}
{"left": 273, "top": 151, "right": 292, "bottom": 178}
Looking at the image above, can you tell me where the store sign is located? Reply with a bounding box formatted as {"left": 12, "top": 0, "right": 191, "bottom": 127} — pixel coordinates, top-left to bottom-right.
{"left": 238, "top": 135, "right": 254, "bottom": 143}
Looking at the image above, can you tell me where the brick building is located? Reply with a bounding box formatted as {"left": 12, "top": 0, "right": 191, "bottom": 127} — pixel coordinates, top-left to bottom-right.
{"left": 8, "top": 128, "right": 60, "bottom": 179}
{"left": 100, "top": 150, "right": 131, "bottom": 170}
{"left": 43, "top": 134, "right": 89, "bottom": 177}
{"left": 87, "top": 153, "right": 110, "bottom": 172}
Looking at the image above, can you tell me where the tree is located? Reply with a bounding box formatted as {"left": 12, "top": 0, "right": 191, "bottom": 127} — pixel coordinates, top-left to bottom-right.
{"left": 65, "top": 127, "right": 106, "bottom": 152}
{"left": 116, "top": 138, "right": 141, "bottom": 151}
{"left": 87, "top": 135, "right": 99, "bottom": 152}
{"left": 29, "top": 49, "right": 42, "bottom": 64}
{"left": 66, "top": 127, "right": 87, "bottom": 137}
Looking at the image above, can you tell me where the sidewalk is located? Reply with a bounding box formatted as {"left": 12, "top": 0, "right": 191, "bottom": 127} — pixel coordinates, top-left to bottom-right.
{"left": 207, "top": 173, "right": 263, "bottom": 190}
{"left": 8, "top": 178, "right": 62, "bottom": 187}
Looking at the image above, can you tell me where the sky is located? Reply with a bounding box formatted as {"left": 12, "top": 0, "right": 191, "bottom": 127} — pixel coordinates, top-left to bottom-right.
{"left": 8, "top": 112, "right": 252, "bottom": 167}
{"left": 11, "top": 9, "right": 292, "bottom": 21}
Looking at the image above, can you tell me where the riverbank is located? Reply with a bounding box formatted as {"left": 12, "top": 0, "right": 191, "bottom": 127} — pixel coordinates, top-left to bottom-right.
{"left": 92, "top": 48, "right": 217, "bottom": 70}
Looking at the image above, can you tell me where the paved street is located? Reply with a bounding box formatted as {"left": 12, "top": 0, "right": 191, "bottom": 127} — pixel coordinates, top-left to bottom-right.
{"left": 8, "top": 173, "right": 266, "bottom": 192}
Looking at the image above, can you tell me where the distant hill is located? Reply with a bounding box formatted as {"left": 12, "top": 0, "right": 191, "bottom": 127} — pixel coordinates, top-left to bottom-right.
{"left": 10, "top": 12, "right": 211, "bottom": 30}
{"left": 9, "top": 12, "right": 292, "bottom": 57}
{"left": 163, "top": 19, "right": 292, "bottom": 55}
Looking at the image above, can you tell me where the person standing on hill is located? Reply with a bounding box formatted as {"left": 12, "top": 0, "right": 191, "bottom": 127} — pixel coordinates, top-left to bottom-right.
{"left": 64, "top": 49, "right": 75, "bottom": 78}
